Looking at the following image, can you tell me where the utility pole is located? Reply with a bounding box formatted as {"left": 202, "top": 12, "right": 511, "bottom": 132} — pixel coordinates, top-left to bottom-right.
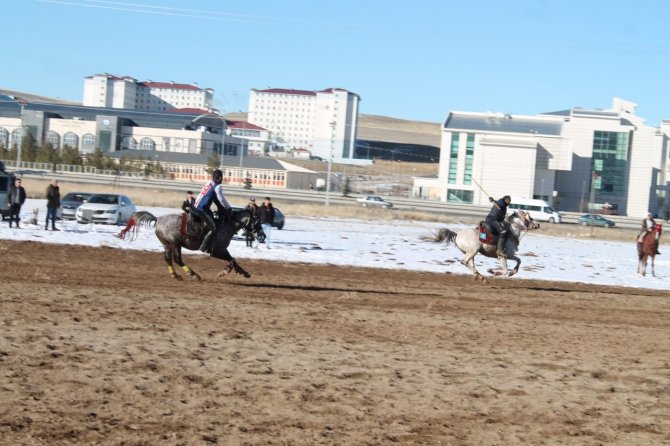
{"left": 325, "top": 121, "right": 336, "bottom": 206}
{"left": 17, "top": 100, "right": 27, "bottom": 167}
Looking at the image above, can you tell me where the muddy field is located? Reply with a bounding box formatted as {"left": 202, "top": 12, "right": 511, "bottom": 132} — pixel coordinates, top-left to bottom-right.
{"left": 0, "top": 240, "right": 668, "bottom": 445}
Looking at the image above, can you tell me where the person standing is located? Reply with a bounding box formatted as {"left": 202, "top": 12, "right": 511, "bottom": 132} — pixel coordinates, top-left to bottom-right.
{"left": 258, "top": 196, "right": 275, "bottom": 248}
{"left": 181, "top": 191, "right": 195, "bottom": 214}
{"left": 244, "top": 197, "right": 260, "bottom": 247}
{"left": 8, "top": 178, "right": 26, "bottom": 228}
{"left": 45, "top": 179, "right": 61, "bottom": 231}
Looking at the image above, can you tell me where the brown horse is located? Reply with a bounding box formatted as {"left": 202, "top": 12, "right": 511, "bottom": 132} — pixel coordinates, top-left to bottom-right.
{"left": 638, "top": 224, "right": 662, "bottom": 277}
{"left": 116, "top": 209, "right": 253, "bottom": 280}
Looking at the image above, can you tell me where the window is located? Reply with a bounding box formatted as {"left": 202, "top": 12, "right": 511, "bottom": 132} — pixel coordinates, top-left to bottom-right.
{"left": 63, "top": 132, "right": 79, "bottom": 149}
{"left": 592, "top": 131, "right": 629, "bottom": 193}
{"left": 0, "top": 127, "right": 8, "bottom": 148}
{"left": 463, "top": 133, "right": 475, "bottom": 185}
{"left": 121, "top": 136, "right": 136, "bottom": 150}
{"left": 448, "top": 133, "right": 459, "bottom": 184}
{"left": 46, "top": 131, "right": 60, "bottom": 149}
{"left": 140, "top": 137, "right": 155, "bottom": 150}
{"left": 447, "top": 189, "right": 473, "bottom": 203}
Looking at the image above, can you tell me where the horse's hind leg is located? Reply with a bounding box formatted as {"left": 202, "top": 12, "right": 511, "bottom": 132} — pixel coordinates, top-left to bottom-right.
{"left": 163, "top": 248, "right": 181, "bottom": 280}
{"left": 172, "top": 247, "right": 202, "bottom": 281}
{"left": 462, "top": 254, "right": 486, "bottom": 283}
{"left": 231, "top": 259, "right": 251, "bottom": 278}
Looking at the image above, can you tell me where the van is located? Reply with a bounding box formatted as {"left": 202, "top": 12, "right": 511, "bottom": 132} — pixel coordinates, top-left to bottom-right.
{"left": 507, "top": 197, "right": 561, "bottom": 224}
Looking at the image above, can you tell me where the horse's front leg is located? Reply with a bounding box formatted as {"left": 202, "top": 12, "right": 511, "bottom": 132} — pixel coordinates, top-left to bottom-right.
{"left": 651, "top": 256, "right": 656, "bottom": 277}
{"left": 508, "top": 256, "right": 521, "bottom": 276}
{"left": 231, "top": 259, "right": 252, "bottom": 278}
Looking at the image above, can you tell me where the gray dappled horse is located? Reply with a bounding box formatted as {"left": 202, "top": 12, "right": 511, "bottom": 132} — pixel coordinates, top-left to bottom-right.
{"left": 432, "top": 211, "right": 539, "bottom": 282}
{"left": 117, "top": 209, "right": 253, "bottom": 280}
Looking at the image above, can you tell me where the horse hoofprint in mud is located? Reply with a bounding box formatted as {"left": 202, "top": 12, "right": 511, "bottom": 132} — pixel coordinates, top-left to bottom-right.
{"left": 430, "top": 211, "right": 540, "bottom": 282}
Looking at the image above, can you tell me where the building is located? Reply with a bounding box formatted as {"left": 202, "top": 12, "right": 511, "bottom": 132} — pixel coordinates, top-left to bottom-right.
{"left": 0, "top": 100, "right": 320, "bottom": 189}
{"left": 83, "top": 74, "right": 214, "bottom": 112}
{"left": 247, "top": 87, "right": 360, "bottom": 162}
{"left": 415, "top": 98, "right": 668, "bottom": 217}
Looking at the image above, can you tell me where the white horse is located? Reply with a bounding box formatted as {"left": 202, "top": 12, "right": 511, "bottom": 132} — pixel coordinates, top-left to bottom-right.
{"left": 432, "top": 211, "right": 539, "bottom": 281}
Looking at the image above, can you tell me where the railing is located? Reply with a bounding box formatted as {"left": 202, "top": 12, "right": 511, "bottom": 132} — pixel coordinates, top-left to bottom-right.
{"left": 2, "top": 159, "right": 176, "bottom": 180}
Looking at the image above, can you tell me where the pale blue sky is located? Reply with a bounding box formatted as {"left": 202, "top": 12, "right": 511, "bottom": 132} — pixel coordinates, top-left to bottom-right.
{"left": 3, "top": 0, "right": 670, "bottom": 125}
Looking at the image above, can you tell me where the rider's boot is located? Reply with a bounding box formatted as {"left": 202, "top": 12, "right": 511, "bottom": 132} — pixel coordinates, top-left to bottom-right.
{"left": 496, "top": 232, "right": 507, "bottom": 258}
{"left": 199, "top": 229, "right": 215, "bottom": 253}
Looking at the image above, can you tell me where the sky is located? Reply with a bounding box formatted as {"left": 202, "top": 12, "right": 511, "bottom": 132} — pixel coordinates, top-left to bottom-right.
{"left": 2, "top": 0, "right": 670, "bottom": 125}
{"left": 3, "top": 199, "right": 668, "bottom": 291}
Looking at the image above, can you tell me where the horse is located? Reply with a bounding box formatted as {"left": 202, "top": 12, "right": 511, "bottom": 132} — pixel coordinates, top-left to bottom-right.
{"left": 430, "top": 211, "right": 540, "bottom": 281}
{"left": 116, "top": 209, "right": 254, "bottom": 280}
{"left": 638, "top": 224, "right": 662, "bottom": 277}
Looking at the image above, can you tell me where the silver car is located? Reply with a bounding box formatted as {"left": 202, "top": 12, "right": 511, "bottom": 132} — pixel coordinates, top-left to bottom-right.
{"left": 76, "top": 193, "right": 136, "bottom": 225}
{"left": 356, "top": 195, "right": 393, "bottom": 209}
{"left": 60, "top": 192, "right": 94, "bottom": 220}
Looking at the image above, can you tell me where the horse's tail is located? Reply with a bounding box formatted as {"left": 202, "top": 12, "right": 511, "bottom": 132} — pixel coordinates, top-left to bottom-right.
{"left": 428, "top": 227, "right": 458, "bottom": 246}
{"left": 115, "top": 211, "right": 157, "bottom": 241}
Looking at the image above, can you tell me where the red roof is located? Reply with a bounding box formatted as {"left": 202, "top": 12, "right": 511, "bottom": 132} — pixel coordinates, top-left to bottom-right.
{"left": 140, "top": 81, "right": 206, "bottom": 91}
{"left": 170, "top": 107, "right": 212, "bottom": 115}
{"left": 254, "top": 88, "right": 317, "bottom": 96}
{"left": 226, "top": 120, "right": 266, "bottom": 131}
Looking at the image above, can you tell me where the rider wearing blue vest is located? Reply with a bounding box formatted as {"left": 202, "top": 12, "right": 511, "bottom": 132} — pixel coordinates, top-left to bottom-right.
{"left": 193, "top": 169, "right": 231, "bottom": 254}
{"left": 485, "top": 195, "right": 511, "bottom": 257}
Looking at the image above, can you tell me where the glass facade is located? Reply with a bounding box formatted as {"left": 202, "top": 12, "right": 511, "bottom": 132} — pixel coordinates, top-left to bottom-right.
{"left": 592, "top": 131, "right": 629, "bottom": 193}
{"left": 447, "top": 189, "right": 473, "bottom": 203}
{"left": 448, "top": 133, "right": 459, "bottom": 184}
{"left": 464, "top": 133, "right": 475, "bottom": 185}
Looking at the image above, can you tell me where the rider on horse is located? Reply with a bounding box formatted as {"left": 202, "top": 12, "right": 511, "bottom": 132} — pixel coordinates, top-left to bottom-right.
{"left": 193, "top": 169, "right": 232, "bottom": 254}
{"left": 486, "top": 195, "right": 511, "bottom": 257}
{"left": 637, "top": 212, "right": 661, "bottom": 255}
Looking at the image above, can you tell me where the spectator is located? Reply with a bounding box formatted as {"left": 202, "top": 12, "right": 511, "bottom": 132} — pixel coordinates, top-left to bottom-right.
{"left": 244, "top": 197, "right": 260, "bottom": 247}
{"left": 181, "top": 191, "right": 195, "bottom": 214}
{"left": 258, "top": 196, "right": 275, "bottom": 248}
{"left": 8, "top": 178, "right": 26, "bottom": 228}
{"left": 45, "top": 179, "right": 61, "bottom": 231}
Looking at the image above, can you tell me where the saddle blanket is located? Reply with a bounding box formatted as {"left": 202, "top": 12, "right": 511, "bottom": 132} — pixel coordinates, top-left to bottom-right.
{"left": 478, "top": 222, "right": 496, "bottom": 245}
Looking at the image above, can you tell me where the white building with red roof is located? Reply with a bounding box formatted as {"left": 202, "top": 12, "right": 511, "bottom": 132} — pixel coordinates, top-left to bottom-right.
{"left": 83, "top": 74, "right": 214, "bottom": 112}
{"left": 247, "top": 87, "right": 360, "bottom": 162}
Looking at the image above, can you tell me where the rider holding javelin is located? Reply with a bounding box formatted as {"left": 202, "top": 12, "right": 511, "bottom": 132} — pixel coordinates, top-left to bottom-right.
{"left": 486, "top": 195, "right": 511, "bottom": 257}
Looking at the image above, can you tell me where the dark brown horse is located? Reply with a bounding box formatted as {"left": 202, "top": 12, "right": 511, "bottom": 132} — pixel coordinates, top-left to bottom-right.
{"left": 638, "top": 224, "right": 662, "bottom": 277}
{"left": 117, "top": 210, "right": 253, "bottom": 280}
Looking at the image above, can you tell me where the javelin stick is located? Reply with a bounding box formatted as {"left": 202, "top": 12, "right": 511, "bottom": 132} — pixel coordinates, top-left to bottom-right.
{"left": 472, "top": 177, "right": 500, "bottom": 209}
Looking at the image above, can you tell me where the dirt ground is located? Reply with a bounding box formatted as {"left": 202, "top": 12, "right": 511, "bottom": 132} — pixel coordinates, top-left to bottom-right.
{"left": 1, "top": 241, "right": 668, "bottom": 446}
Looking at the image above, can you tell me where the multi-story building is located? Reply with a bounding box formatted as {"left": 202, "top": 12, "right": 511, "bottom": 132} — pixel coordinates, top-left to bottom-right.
{"left": 83, "top": 74, "right": 214, "bottom": 112}
{"left": 0, "top": 100, "right": 322, "bottom": 189}
{"left": 247, "top": 87, "right": 360, "bottom": 162}
{"left": 414, "top": 98, "right": 668, "bottom": 217}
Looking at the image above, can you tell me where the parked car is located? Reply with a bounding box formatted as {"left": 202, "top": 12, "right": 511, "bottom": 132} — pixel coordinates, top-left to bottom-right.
{"left": 272, "top": 207, "right": 285, "bottom": 229}
{"left": 76, "top": 193, "right": 136, "bottom": 224}
{"left": 60, "top": 192, "right": 94, "bottom": 220}
{"left": 578, "top": 214, "right": 615, "bottom": 227}
{"left": 357, "top": 195, "right": 393, "bottom": 209}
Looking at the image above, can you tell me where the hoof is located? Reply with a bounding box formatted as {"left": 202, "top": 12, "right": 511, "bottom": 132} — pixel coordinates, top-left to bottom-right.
{"left": 171, "top": 274, "right": 182, "bottom": 281}
{"left": 243, "top": 272, "right": 251, "bottom": 278}
{"left": 217, "top": 270, "right": 229, "bottom": 278}
{"left": 191, "top": 273, "right": 202, "bottom": 281}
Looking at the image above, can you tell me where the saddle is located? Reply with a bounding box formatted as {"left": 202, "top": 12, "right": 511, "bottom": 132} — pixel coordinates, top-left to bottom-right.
{"left": 478, "top": 221, "right": 497, "bottom": 245}
{"left": 181, "top": 212, "right": 205, "bottom": 238}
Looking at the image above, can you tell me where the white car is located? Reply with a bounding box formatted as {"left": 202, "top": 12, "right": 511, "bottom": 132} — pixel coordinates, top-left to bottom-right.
{"left": 357, "top": 195, "right": 393, "bottom": 209}
{"left": 76, "top": 193, "right": 136, "bottom": 225}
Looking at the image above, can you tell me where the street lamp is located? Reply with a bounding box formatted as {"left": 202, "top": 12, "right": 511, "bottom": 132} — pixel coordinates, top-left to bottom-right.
{"left": 192, "top": 113, "right": 226, "bottom": 168}
{"left": 325, "top": 121, "right": 336, "bottom": 206}
{"left": 17, "top": 100, "right": 27, "bottom": 167}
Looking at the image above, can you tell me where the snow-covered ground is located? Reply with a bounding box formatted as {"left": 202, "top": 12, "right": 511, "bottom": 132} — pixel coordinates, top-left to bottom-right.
{"left": 2, "top": 199, "right": 667, "bottom": 291}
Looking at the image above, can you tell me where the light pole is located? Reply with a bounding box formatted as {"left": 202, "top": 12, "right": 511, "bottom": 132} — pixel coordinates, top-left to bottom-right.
{"left": 193, "top": 113, "right": 226, "bottom": 168}
{"left": 17, "top": 100, "right": 27, "bottom": 167}
{"left": 540, "top": 178, "right": 544, "bottom": 201}
{"left": 325, "top": 121, "right": 336, "bottom": 206}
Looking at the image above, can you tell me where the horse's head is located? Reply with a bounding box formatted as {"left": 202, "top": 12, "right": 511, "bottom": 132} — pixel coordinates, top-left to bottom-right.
{"left": 231, "top": 208, "right": 254, "bottom": 233}
{"left": 509, "top": 210, "right": 540, "bottom": 231}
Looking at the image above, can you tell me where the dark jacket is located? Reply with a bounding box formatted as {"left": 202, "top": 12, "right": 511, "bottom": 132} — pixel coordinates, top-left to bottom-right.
{"left": 486, "top": 198, "right": 508, "bottom": 222}
{"left": 182, "top": 197, "right": 195, "bottom": 213}
{"left": 258, "top": 203, "right": 275, "bottom": 225}
{"left": 8, "top": 186, "right": 26, "bottom": 205}
{"left": 46, "top": 184, "right": 61, "bottom": 208}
